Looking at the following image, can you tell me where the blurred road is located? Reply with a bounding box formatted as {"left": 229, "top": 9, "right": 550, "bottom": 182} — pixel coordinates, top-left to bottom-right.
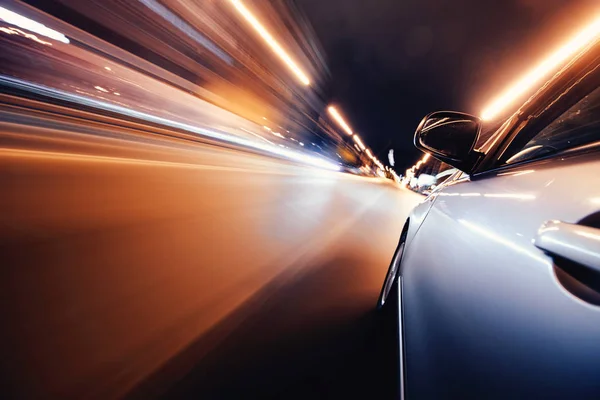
{"left": 0, "top": 107, "right": 421, "bottom": 399}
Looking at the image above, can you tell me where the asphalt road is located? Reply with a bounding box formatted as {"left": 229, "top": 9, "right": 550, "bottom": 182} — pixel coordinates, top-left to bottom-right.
{"left": 0, "top": 108, "right": 421, "bottom": 399}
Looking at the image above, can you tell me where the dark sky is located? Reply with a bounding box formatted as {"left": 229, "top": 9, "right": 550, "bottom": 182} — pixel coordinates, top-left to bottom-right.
{"left": 297, "top": 0, "right": 597, "bottom": 169}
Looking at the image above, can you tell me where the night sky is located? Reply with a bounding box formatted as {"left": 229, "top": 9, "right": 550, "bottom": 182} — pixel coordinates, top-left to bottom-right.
{"left": 297, "top": 0, "right": 597, "bottom": 169}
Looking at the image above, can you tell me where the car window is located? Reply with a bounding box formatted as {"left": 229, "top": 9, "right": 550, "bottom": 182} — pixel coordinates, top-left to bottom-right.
{"left": 504, "top": 85, "right": 600, "bottom": 164}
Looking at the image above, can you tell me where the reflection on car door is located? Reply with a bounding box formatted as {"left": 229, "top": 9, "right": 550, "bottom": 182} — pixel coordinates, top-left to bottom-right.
{"left": 401, "top": 153, "right": 600, "bottom": 398}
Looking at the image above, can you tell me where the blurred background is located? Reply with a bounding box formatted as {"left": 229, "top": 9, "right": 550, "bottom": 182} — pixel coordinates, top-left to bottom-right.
{"left": 1, "top": 0, "right": 394, "bottom": 175}
{"left": 0, "top": 1, "right": 412, "bottom": 398}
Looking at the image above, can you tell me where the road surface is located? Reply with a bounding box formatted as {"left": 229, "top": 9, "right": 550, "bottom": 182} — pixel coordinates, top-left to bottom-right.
{"left": 0, "top": 108, "right": 421, "bottom": 399}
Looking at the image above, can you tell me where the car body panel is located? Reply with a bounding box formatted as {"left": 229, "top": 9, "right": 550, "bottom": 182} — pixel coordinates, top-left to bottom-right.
{"left": 403, "top": 196, "right": 435, "bottom": 248}
{"left": 404, "top": 170, "right": 463, "bottom": 247}
{"left": 401, "top": 152, "right": 600, "bottom": 398}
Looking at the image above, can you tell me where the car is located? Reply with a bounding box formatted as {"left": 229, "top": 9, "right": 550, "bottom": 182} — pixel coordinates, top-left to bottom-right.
{"left": 377, "top": 39, "right": 600, "bottom": 399}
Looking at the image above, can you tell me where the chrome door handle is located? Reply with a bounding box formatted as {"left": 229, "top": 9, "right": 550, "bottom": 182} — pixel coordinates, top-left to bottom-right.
{"left": 534, "top": 220, "right": 600, "bottom": 272}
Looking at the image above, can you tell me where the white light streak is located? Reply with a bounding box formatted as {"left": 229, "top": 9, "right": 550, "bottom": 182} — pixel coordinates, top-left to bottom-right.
{"left": 230, "top": 0, "right": 310, "bottom": 85}
{"left": 139, "top": 0, "right": 232, "bottom": 64}
{"left": 0, "top": 6, "right": 69, "bottom": 43}
{"left": 327, "top": 106, "right": 353, "bottom": 135}
{"left": 0, "top": 75, "right": 339, "bottom": 172}
{"left": 482, "top": 15, "right": 600, "bottom": 120}
{"left": 353, "top": 134, "right": 366, "bottom": 150}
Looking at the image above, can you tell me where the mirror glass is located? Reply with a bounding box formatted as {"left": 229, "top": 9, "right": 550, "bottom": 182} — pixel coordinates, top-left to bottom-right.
{"left": 418, "top": 114, "right": 480, "bottom": 160}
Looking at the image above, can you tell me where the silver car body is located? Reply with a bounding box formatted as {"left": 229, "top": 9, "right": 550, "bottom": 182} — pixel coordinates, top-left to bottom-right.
{"left": 396, "top": 42, "right": 600, "bottom": 398}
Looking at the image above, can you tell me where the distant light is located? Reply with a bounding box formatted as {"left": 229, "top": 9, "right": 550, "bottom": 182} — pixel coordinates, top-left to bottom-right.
{"left": 104, "top": 66, "right": 111, "bottom": 71}
{"left": 114, "top": 92, "right": 120, "bottom": 96}
{"left": 230, "top": 0, "right": 310, "bottom": 85}
{"left": 263, "top": 125, "right": 272, "bottom": 131}
{"left": 299, "top": 142, "right": 304, "bottom": 146}
{"left": 0, "top": 6, "right": 69, "bottom": 43}
{"left": 481, "top": 15, "right": 600, "bottom": 121}
{"left": 263, "top": 117, "right": 268, "bottom": 120}
{"left": 94, "top": 86, "right": 109, "bottom": 93}
{"left": 366, "top": 148, "right": 373, "bottom": 159}
{"left": 388, "top": 149, "right": 395, "bottom": 166}
{"left": 327, "top": 106, "right": 353, "bottom": 135}
{"left": 422, "top": 153, "right": 430, "bottom": 162}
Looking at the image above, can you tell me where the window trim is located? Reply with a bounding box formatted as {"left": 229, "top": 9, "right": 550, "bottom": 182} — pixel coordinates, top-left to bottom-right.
{"left": 499, "top": 65, "right": 600, "bottom": 165}
{"left": 470, "top": 140, "right": 600, "bottom": 179}
{"left": 470, "top": 42, "right": 600, "bottom": 178}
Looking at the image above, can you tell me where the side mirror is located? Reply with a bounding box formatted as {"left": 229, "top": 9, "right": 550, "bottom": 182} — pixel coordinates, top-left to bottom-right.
{"left": 414, "top": 111, "right": 483, "bottom": 173}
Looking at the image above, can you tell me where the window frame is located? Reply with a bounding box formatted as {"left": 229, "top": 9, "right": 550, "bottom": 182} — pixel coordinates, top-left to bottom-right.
{"left": 500, "top": 67, "right": 600, "bottom": 165}
{"left": 470, "top": 40, "right": 600, "bottom": 180}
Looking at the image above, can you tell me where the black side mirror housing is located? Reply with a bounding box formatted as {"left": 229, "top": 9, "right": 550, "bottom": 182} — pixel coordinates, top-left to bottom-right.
{"left": 414, "top": 111, "right": 483, "bottom": 173}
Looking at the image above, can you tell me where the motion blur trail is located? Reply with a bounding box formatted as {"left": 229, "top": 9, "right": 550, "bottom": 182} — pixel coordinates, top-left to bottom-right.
{"left": 0, "top": 110, "right": 420, "bottom": 398}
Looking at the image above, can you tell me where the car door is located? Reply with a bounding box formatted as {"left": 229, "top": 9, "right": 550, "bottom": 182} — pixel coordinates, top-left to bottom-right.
{"left": 401, "top": 67, "right": 600, "bottom": 398}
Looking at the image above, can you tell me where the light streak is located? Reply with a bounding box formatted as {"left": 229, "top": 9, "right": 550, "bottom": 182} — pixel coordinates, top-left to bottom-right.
{"left": 327, "top": 106, "right": 353, "bottom": 135}
{"left": 353, "top": 134, "right": 366, "bottom": 151}
{"left": 0, "top": 6, "right": 69, "bottom": 43}
{"left": 0, "top": 26, "right": 51, "bottom": 45}
{"left": 0, "top": 75, "right": 339, "bottom": 171}
{"left": 482, "top": 15, "right": 600, "bottom": 120}
{"left": 230, "top": 0, "right": 310, "bottom": 85}
{"left": 139, "top": 0, "right": 232, "bottom": 64}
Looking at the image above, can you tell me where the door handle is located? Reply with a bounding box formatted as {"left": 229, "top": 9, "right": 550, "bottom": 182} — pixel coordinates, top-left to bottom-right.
{"left": 534, "top": 220, "right": 600, "bottom": 272}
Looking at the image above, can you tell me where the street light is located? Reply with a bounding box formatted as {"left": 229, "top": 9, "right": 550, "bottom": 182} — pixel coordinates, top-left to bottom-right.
{"left": 327, "top": 106, "right": 354, "bottom": 135}
{"left": 353, "top": 134, "right": 366, "bottom": 151}
{"left": 482, "top": 14, "right": 600, "bottom": 120}
{"left": 230, "top": 0, "right": 310, "bottom": 86}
